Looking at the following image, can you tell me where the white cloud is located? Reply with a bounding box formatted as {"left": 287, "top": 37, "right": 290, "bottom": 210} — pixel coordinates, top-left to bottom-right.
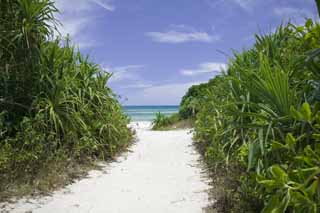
{"left": 232, "top": 0, "right": 255, "bottom": 11}
{"left": 54, "top": 0, "right": 115, "bottom": 48}
{"left": 180, "top": 62, "right": 227, "bottom": 76}
{"left": 57, "top": 16, "right": 91, "bottom": 38}
{"left": 75, "top": 39, "right": 100, "bottom": 49}
{"left": 125, "top": 81, "right": 205, "bottom": 105}
{"left": 55, "top": 16, "right": 99, "bottom": 49}
{"left": 146, "top": 25, "right": 220, "bottom": 43}
{"left": 91, "top": 0, "right": 115, "bottom": 11}
{"left": 120, "top": 83, "right": 153, "bottom": 89}
{"left": 55, "top": 0, "right": 90, "bottom": 13}
{"left": 55, "top": 0, "right": 115, "bottom": 13}
{"left": 104, "top": 65, "right": 145, "bottom": 82}
{"left": 274, "top": 7, "right": 311, "bottom": 18}
{"left": 146, "top": 31, "right": 217, "bottom": 43}
{"left": 204, "top": 0, "right": 254, "bottom": 11}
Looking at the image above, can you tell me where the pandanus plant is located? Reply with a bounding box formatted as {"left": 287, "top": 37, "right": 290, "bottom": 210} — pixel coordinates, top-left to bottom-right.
{"left": 193, "top": 18, "right": 320, "bottom": 211}
{"left": 0, "top": 0, "right": 58, "bottom": 121}
{"left": 0, "top": 0, "right": 132, "bottom": 188}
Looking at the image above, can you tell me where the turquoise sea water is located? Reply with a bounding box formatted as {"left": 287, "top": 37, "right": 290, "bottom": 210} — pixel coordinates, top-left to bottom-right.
{"left": 123, "top": 106, "right": 179, "bottom": 121}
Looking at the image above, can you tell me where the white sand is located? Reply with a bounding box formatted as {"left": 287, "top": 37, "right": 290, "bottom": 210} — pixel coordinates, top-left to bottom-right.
{"left": 3, "top": 122, "right": 210, "bottom": 213}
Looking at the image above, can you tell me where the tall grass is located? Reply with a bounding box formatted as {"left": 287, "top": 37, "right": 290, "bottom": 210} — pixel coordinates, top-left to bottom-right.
{"left": 0, "top": 0, "right": 132, "bottom": 198}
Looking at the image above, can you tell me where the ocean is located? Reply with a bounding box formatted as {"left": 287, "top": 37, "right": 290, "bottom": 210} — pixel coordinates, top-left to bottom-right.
{"left": 123, "top": 106, "right": 179, "bottom": 122}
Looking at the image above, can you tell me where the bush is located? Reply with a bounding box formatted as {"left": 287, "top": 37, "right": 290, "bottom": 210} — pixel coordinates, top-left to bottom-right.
{"left": 179, "top": 82, "right": 211, "bottom": 119}
{"left": 191, "top": 19, "right": 320, "bottom": 211}
{"left": 0, "top": 0, "right": 132, "bottom": 197}
{"left": 152, "top": 112, "right": 181, "bottom": 130}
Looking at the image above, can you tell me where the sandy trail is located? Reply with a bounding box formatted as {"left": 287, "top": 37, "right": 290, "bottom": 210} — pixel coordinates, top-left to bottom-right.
{"left": 3, "top": 122, "right": 210, "bottom": 213}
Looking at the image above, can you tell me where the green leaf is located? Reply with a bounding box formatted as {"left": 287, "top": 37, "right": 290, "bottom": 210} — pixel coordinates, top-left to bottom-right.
{"left": 290, "top": 106, "right": 303, "bottom": 120}
{"left": 258, "top": 179, "right": 278, "bottom": 188}
{"left": 248, "top": 141, "right": 259, "bottom": 171}
{"left": 279, "top": 191, "right": 290, "bottom": 212}
{"left": 270, "top": 165, "right": 288, "bottom": 182}
{"left": 301, "top": 102, "right": 312, "bottom": 122}
{"left": 285, "top": 133, "right": 296, "bottom": 149}
{"left": 262, "top": 195, "right": 282, "bottom": 213}
{"left": 296, "top": 26, "right": 304, "bottom": 32}
{"left": 271, "top": 140, "right": 286, "bottom": 150}
{"left": 259, "top": 129, "right": 265, "bottom": 155}
{"left": 306, "top": 179, "right": 319, "bottom": 197}
{"left": 312, "top": 134, "right": 320, "bottom": 141}
{"left": 305, "top": 18, "right": 313, "bottom": 28}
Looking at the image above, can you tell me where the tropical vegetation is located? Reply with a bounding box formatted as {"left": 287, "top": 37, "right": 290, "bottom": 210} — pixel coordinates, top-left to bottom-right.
{"left": 181, "top": 14, "right": 320, "bottom": 213}
{"left": 0, "top": 0, "right": 132, "bottom": 199}
{"left": 151, "top": 108, "right": 196, "bottom": 130}
{"left": 152, "top": 85, "right": 206, "bottom": 130}
{"left": 179, "top": 82, "right": 217, "bottom": 119}
{"left": 152, "top": 112, "right": 176, "bottom": 130}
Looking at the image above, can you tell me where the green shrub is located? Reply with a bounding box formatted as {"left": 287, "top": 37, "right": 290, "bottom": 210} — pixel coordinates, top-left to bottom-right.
{"left": 0, "top": 0, "right": 132, "bottom": 196}
{"left": 191, "top": 19, "right": 320, "bottom": 211}
{"left": 152, "top": 112, "right": 172, "bottom": 129}
{"left": 179, "top": 80, "right": 223, "bottom": 119}
{"left": 152, "top": 112, "right": 181, "bottom": 130}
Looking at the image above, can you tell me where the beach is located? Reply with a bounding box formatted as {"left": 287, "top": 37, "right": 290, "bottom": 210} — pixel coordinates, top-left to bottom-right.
{"left": 2, "top": 122, "right": 210, "bottom": 213}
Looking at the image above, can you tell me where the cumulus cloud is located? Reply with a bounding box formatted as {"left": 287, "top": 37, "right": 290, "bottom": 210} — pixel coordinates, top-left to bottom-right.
{"left": 146, "top": 25, "right": 220, "bottom": 43}
{"left": 180, "top": 62, "right": 227, "bottom": 76}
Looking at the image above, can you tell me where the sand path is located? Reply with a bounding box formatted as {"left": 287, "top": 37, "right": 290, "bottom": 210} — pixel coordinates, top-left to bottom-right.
{"left": 3, "top": 122, "right": 210, "bottom": 213}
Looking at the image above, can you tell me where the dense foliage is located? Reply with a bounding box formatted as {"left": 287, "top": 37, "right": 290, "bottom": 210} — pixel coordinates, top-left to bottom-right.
{"left": 179, "top": 78, "right": 225, "bottom": 119}
{"left": 0, "top": 0, "right": 131, "bottom": 195}
{"left": 152, "top": 79, "right": 219, "bottom": 130}
{"left": 188, "top": 19, "right": 320, "bottom": 212}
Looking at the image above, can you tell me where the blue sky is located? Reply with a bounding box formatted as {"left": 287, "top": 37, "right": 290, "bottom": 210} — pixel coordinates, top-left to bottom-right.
{"left": 55, "top": 0, "right": 318, "bottom": 105}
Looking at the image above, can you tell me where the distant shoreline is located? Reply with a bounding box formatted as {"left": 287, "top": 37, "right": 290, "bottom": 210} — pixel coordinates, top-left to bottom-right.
{"left": 123, "top": 105, "right": 179, "bottom": 122}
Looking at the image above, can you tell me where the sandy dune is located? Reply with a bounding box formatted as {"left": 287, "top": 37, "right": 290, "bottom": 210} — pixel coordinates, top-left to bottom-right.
{"left": 3, "top": 122, "right": 210, "bottom": 213}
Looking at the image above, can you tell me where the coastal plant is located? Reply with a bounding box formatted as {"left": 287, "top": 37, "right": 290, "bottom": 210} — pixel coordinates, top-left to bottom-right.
{"left": 179, "top": 81, "right": 219, "bottom": 119}
{"left": 152, "top": 112, "right": 174, "bottom": 130}
{"left": 188, "top": 18, "right": 320, "bottom": 211}
{"left": 0, "top": 0, "right": 132, "bottom": 198}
